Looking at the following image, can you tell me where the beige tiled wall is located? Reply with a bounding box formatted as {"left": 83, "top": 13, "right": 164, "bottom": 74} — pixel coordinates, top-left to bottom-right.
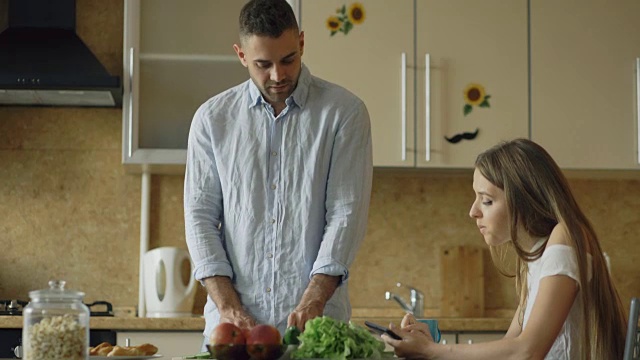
{"left": 1, "top": 0, "right": 639, "bottom": 318}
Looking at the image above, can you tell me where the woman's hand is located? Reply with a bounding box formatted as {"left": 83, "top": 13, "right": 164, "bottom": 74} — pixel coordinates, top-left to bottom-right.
{"left": 401, "top": 313, "right": 417, "bottom": 327}
{"left": 382, "top": 317, "right": 434, "bottom": 359}
{"left": 382, "top": 314, "right": 436, "bottom": 359}
{"left": 400, "top": 313, "right": 431, "bottom": 335}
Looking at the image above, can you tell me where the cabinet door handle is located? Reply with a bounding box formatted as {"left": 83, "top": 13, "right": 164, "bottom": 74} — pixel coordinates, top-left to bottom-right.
{"left": 128, "top": 47, "right": 136, "bottom": 158}
{"left": 636, "top": 58, "right": 639, "bottom": 165}
{"left": 425, "top": 53, "right": 431, "bottom": 162}
{"left": 401, "top": 52, "right": 407, "bottom": 161}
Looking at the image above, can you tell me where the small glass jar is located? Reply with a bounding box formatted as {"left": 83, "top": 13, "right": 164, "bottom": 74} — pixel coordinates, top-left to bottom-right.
{"left": 22, "top": 280, "right": 90, "bottom": 360}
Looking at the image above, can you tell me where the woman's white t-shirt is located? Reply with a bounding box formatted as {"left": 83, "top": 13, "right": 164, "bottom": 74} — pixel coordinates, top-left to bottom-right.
{"left": 522, "top": 242, "right": 592, "bottom": 360}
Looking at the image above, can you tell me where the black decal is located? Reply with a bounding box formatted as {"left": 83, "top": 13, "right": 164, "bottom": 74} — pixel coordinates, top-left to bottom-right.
{"left": 444, "top": 128, "right": 479, "bottom": 144}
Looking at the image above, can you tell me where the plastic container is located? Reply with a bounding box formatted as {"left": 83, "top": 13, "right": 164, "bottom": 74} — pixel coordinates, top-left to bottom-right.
{"left": 22, "top": 280, "right": 90, "bottom": 360}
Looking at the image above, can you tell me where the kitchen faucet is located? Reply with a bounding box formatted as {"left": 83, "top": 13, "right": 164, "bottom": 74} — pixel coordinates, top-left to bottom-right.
{"left": 385, "top": 282, "right": 424, "bottom": 318}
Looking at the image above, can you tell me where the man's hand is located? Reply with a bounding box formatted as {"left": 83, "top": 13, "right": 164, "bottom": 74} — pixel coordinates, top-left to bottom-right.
{"left": 287, "top": 274, "right": 340, "bottom": 331}
{"left": 287, "top": 302, "right": 324, "bottom": 331}
{"left": 219, "top": 308, "right": 257, "bottom": 330}
{"left": 203, "top": 276, "right": 256, "bottom": 329}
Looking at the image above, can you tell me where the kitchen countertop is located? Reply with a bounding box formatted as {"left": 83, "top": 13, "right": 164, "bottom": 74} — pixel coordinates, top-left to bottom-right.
{"left": 352, "top": 317, "right": 511, "bottom": 332}
{"left": 0, "top": 316, "right": 206, "bottom": 331}
{"left": 0, "top": 315, "right": 511, "bottom": 332}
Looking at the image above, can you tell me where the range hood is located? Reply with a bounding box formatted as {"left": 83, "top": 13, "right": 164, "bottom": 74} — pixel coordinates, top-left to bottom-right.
{"left": 0, "top": 0, "right": 122, "bottom": 107}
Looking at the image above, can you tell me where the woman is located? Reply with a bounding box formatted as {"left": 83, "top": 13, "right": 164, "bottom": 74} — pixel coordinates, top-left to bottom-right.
{"left": 383, "top": 139, "right": 626, "bottom": 359}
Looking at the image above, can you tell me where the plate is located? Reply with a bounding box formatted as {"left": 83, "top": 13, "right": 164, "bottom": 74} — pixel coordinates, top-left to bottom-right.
{"left": 91, "top": 355, "right": 163, "bottom": 360}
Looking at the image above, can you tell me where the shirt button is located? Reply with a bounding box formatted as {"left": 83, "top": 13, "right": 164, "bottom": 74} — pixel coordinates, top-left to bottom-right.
{"left": 271, "top": 218, "right": 276, "bottom": 224}
{"left": 266, "top": 287, "right": 271, "bottom": 293}
{"left": 271, "top": 151, "right": 277, "bottom": 156}
{"left": 271, "top": 184, "right": 276, "bottom": 190}
{"left": 267, "top": 253, "right": 273, "bottom": 259}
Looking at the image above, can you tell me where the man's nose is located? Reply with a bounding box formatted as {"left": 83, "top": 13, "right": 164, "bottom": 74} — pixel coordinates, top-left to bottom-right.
{"left": 270, "top": 65, "right": 285, "bottom": 82}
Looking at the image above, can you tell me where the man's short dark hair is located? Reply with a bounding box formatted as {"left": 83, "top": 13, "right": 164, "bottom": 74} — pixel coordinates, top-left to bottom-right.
{"left": 239, "top": 0, "right": 299, "bottom": 40}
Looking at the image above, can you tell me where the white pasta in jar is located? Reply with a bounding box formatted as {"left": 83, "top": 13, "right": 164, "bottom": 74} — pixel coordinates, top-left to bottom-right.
{"left": 22, "top": 281, "right": 90, "bottom": 360}
{"left": 26, "top": 314, "right": 86, "bottom": 360}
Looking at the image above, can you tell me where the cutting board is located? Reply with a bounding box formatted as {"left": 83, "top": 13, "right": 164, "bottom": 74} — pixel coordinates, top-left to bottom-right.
{"left": 439, "top": 245, "right": 485, "bottom": 317}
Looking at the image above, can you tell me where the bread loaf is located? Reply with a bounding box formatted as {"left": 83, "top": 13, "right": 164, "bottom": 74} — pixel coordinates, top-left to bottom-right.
{"left": 107, "top": 345, "right": 142, "bottom": 356}
{"left": 133, "top": 343, "right": 159, "bottom": 356}
{"left": 89, "top": 342, "right": 158, "bottom": 357}
{"left": 89, "top": 342, "right": 113, "bottom": 356}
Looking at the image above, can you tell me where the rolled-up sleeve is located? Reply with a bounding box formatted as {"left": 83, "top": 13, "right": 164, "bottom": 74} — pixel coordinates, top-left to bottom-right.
{"left": 184, "top": 104, "right": 234, "bottom": 283}
{"left": 310, "top": 99, "right": 373, "bottom": 284}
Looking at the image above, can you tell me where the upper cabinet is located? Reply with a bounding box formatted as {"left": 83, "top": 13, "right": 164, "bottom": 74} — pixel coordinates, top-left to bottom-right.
{"left": 122, "top": 0, "right": 248, "bottom": 172}
{"left": 414, "top": 0, "right": 528, "bottom": 168}
{"left": 301, "top": 0, "right": 415, "bottom": 167}
{"left": 122, "top": 1, "right": 638, "bottom": 171}
{"left": 300, "top": 0, "right": 528, "bottom": 167}
{"left": 530, "top": 0, "right": 640, "bottom": 170}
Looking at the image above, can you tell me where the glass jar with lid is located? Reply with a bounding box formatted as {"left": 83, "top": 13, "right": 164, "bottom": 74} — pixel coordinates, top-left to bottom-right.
{"left": 22, "top": 280, "right": 90, "bottom": 360}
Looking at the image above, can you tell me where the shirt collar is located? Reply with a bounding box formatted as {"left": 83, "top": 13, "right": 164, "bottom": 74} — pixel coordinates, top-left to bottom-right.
{"left": 247, "top": 63, "right": 311, "bottom": 110}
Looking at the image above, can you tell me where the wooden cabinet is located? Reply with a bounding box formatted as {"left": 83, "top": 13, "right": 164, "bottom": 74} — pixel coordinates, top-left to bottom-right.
{"left": 116, "top": 331, "right": 204, "bottom": 358}
{"left": 122, "top": 0, "right": 249, "bottom": 172}
{"left": 530, "top": 0, "right": 640, "bottom": 170}
{"left": 300, "top": 1, "right": 528, "bottom": 167}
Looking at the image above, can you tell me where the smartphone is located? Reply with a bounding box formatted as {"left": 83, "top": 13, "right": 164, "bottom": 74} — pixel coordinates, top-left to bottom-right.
{"left": 364, "top": 320, "right": 402, "bottom": 340}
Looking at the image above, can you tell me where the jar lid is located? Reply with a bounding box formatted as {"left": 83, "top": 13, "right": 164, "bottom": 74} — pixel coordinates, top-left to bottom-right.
{"left": 29, "top": 280, "right": 85, "bottom": 301}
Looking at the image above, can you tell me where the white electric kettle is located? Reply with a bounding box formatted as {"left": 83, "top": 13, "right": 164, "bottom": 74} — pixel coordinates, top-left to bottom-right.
{"left": 144, "top": 247, "right": 197, "bottom": 318}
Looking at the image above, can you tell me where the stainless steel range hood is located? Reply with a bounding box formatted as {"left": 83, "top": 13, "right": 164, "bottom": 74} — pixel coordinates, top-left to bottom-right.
{"left": 0, "top": 0, "right": 122, "bottom": 107}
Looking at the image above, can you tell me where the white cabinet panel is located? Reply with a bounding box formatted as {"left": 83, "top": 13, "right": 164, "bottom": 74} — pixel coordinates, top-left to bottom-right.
{"left": 439, "top": 332, "right": 457, "bottom": 345}
{"left": 530, "top": 0, "right": 640, "bottom": 169}
{"left": 301, "top": 0, "right": 415, "bottom": 167}
{"left": 457, "top": 331, "right": 504, "bottom": 344}
{"left": 122, "top": 0, "right": 249, "bottom": 171}
{"left": 116, "top": 331, "right": 204, "bottom": 359}
{"left": 301, "top": 1, "right": 528, "bottom": 168}
{"left": 415, "top": 0, "right": 529, "bottom": 168}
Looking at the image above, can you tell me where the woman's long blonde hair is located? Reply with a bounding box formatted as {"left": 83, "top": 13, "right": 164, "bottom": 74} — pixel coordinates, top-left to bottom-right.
{"left": 475, "top": 138, "right": 626, "bottom": 359}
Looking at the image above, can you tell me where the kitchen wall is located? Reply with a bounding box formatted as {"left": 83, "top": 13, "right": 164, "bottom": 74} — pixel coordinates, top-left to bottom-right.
{"left": 1, "top": 0, "right": 639, "bottom": 317}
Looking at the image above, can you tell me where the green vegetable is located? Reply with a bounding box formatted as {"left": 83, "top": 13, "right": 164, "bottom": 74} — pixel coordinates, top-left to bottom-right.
{"left": 284, "top": 326, "right": 301, "bottom": 345}
{"left": 293, "top": 316, "right": 385, "bottom": 359}
{"left": 183, "top": 351, "right": 212, "bottom": 359}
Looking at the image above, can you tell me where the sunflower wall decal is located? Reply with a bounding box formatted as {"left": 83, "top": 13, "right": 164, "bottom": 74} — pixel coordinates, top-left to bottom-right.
{"left": 463, "top": 83, "right": 491, "bottom": 116}
{"left": 326, "top": 3, "right": 365, "bottom": 36}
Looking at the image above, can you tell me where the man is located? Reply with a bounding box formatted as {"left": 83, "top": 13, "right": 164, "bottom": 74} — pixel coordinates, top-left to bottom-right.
{"left": 184, "top": 0, "right": 372, "bottom": 347}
